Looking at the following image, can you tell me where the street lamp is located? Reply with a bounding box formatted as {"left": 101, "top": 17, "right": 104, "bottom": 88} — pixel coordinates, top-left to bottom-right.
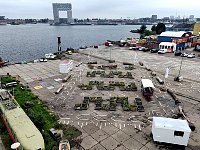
{"left": 109, "top": 46, "right": 112, "bottom": 61}
{"left": 174, "top": 57, "right": 184, "bottom": 82}
{"left": 109, "top": 45, "right": 115, "bottom": 63}
{"left": 178, "top": 57, "right": 184, "bottom": 77}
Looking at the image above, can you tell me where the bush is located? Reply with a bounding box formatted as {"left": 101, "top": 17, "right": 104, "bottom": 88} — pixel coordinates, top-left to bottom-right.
{"left": 1, "top": 75, "right": 16, "bottom": 84}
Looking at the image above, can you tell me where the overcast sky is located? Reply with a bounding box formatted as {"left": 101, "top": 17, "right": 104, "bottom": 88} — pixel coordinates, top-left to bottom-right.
{"left": 0, "top": 0, "right": 200, "bottom": 19}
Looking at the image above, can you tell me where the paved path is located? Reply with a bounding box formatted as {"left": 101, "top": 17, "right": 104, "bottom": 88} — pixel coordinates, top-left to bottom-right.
{"left": 0, "top": 60, "right": 61, "bottom": 83}
{"left": 0, "top": 137, "right": 6, "bottom": 150}
{"left": 0, "top": 49, "right": 200, "bottom": 150}
{"left": 80, "top": 46, "right": 200, "bottom": 81}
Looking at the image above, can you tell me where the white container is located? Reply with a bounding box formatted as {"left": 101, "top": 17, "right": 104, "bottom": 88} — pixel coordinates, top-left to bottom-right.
{"left": 59, "top": 60, "right": 73, "bottom": 74}
{"left": 45, "top": 53, "right": 56, "bottom": 59}
{"left": 152, "top": 117, "right": 191, "bottom": 146}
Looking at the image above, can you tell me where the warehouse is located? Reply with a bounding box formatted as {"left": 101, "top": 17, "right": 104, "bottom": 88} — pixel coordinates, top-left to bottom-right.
{"left": 158, "top": 31, "right": 192, "bottom": 50}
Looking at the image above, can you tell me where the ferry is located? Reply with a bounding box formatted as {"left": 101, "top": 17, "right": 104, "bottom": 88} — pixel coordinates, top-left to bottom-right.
{"left": 0, "top": 89, "right": 45, "bottom": 150}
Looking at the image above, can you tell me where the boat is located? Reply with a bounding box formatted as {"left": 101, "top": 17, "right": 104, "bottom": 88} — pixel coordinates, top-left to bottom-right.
{"left": 0, "top": 89, "right": 45, "bottom": 150}
{"left": 96, "top": 22, "right": 118, "bottom": 25}
{"left": 10, "top": 22, "right": 20, "bottom": 25}
{"left": 59, "top": 140, "right": 70, "bottom": 150}
{"left": 0, "top": 22, "right": 7, "bottom": 25}
{"left": 70, "top": 22, "right": 92, "bottom": 25}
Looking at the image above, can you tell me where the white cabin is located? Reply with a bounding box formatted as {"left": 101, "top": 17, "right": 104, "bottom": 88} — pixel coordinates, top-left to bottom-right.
{"left": 152, "top": 117, "right": 191, "bottom": 146}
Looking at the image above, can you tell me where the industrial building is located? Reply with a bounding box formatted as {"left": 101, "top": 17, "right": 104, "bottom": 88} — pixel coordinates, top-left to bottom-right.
{"left": 158, "top": 31, "right": 192, "bottom": 50}
{"left": 169, "top": 23, "right": 195, "bottom": 31}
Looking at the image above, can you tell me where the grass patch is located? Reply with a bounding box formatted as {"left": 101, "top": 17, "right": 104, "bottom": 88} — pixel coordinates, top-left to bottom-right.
{"left": 0, "top": 75, "right": 82, "bottom": 149}
{"left": 0, "top": 75, "right": 16, "bottom": 84}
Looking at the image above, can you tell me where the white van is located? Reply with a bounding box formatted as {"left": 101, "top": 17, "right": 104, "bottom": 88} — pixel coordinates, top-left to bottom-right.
{"left": 158, "top": 42, "right": 176, "bottom": 54}
{"left": 45, "top": 53, "right": 56, "bottom": 59}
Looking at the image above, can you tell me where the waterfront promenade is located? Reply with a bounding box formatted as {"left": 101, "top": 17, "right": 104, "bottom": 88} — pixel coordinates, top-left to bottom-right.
{"left": 0, "top": 46, "right": 200, "bottom": 150}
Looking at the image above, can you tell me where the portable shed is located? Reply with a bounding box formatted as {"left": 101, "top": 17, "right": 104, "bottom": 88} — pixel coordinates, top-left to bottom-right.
{"left": 59, "top": 60, "right": 73, "bottom": 74}
{"left": 152, "top": 117, "right": 191, "bottom": 146}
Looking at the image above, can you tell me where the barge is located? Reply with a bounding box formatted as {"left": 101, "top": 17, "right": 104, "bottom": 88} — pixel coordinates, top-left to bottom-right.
{"left": 0, "top": 89, "right": 45, "bottom": 150}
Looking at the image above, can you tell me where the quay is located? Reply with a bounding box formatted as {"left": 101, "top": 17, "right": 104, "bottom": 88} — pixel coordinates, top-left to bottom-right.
{"left": 0, "top": 45, "right": 200, "bottom": 150}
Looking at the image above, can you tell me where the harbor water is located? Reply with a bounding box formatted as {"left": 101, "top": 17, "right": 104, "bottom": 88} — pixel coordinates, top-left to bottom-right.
{"left": 0, "top": 24, "right": 147, "bottom": 63}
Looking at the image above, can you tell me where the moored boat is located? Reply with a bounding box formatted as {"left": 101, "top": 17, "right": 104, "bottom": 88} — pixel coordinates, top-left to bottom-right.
{"left": 0, "top": 89, "right": 45, "bottom": 150}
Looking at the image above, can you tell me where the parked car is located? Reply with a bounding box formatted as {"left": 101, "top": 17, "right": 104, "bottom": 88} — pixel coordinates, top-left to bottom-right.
{"left": 40, "top": 58, "right": 48, "bottom": 62}
{"left": 139, "top": 47, "right": 145, "bottom": 51}
{"left": 181, "top": 52, "right": 188, "bottom": 57}
{"left": 135, "top": 47, "right": 140, "bottom": 50}
{"left": 187, "top": 53, "right": 195, "bottom": 58}
{"left": 143, "top": 48, "right": 150, "bottom": 52}
{"left": 45, "top": 53, "right": 56, "bottom": 59}
{"left": 174, "top": 50, "right": 182, "bottom": 56}
{"left": 129, "top": 47, "right": 137, "bottom": 50}
{"left": 150, "top": 48, "right": 159, "bottom": 53}
{"left": 158, "top": 49, "right": 166, "bottom": 54}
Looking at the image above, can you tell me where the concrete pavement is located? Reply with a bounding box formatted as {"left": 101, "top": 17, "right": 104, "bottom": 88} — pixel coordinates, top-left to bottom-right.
{"left": 0, "top": 137, "right": 6, "bottom": 150}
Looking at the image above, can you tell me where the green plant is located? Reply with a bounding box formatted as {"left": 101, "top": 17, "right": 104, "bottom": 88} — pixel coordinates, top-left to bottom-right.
{"left": 1, "top": 75, "right": 16, "bottom": 84}
{"left": 6, "top": 78, "right": 80, "bottom": 149}
{"left": 156, "top": 23, "right": 166, "bottom": 34}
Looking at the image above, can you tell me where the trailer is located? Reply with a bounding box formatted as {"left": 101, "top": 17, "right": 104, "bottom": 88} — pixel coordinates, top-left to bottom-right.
{"left": 141, "top": 79, "right": 155, "bottom": 99}
{"left": 152, "top": 117, "right": 191, "bottom": 146}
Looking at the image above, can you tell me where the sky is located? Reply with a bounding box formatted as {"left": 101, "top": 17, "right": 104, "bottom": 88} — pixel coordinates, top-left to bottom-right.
{"left": 0, "top": 0, "right": 200, "bottom": 19}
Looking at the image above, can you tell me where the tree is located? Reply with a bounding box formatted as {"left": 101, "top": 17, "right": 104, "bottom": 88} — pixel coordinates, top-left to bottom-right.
{"left": 151, "top": 25, "right": 156, "bottom": 32}
{"left": 139, "top": 25, "right": 147, "bottom": 34}
{"left": 156, "top": 23, "right": 166, "bottom": 34}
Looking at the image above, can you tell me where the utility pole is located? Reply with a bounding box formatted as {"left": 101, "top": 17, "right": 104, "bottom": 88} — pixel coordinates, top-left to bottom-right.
{"left": 57, "top": 37, "right": 61, "bottom": 54}
{"left": 109, "top": 46, "right": 111, "bottom": 61}
{"left": 178, "top": 57, "right": 184, "bottom": 77}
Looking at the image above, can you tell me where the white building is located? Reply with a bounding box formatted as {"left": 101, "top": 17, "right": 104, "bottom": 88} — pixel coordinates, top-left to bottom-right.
{"left": 159, "top": 42, "right": 177, "bottom": 53}
{"left": 152, "top": 117, "right": 191, "bottom": 146}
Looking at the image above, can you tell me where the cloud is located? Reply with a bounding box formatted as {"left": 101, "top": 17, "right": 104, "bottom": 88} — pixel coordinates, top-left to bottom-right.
{"left": 0, "top": 0, "right": 200, "bottom": 19}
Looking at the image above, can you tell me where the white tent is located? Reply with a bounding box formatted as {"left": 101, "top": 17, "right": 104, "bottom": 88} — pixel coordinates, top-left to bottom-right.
{"left": 152, "top": 117, "right": 191, "bottom": 146}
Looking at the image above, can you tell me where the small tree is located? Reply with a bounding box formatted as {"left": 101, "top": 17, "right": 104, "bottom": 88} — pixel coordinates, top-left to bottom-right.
{"left": 156, "top": 23, "right": 166, "bottom": 34}
{"left": 139, "top": 25, "right": 147, "bottom": 34}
